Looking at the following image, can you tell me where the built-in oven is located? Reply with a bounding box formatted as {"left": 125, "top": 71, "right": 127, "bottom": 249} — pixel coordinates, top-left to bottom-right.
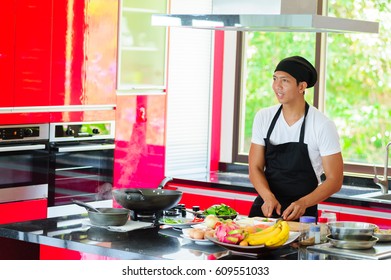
{"left": 47, "top": 121, "right": 115, "bottom": 217}
{"left": 0, "top": 124, "right": 49, "bottom": 205}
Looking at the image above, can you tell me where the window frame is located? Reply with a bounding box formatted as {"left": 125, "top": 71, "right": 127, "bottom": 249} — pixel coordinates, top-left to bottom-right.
{"left": 231, "top": 31, "right": 380, "bottom": 178}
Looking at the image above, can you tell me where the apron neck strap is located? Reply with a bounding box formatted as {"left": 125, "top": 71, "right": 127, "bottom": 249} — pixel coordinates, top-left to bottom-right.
{"left": 266, "top": 102, "right": 310, "bottom": 143}
{"left": 266, "top": 105, "right": 283, "bottom": 139}
{"left": 299, "top": 102, "right": 310, "bottom": 143}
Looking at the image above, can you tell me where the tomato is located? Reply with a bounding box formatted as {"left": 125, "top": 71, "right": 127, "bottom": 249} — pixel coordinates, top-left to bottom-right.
{"left": 192, "top": 217, "right": 204, "bottom": 223}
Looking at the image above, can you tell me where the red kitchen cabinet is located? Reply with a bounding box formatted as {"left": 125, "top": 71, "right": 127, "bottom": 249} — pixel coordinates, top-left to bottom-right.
{"left": 14, "top": 0, "right": 52, "bottom": 107}
{"left": 0, "top": 0, "right": 52, "bottom": 124}
{"left": 50, "top": 0, "right": 118, "bottom": 107}
{"left": 0, "top": 199, "right": 47, "bottom": 260}
{"left": 0, "top": 1, "right": 15, "bottom": 108}
{"left": 0, "top": 199, "right": 47, "bottom": 224}
{"left": 0, "top": 112, "right": 51, "bottom": 125}
{"left": 114, "top": 95, "right": 166, "bottom": 189}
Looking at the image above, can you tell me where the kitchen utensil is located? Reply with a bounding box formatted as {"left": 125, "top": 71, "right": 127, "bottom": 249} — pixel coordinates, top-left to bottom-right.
{"left": 73, "top": 200, "right": 130, "bottom": 226}
{"left": 87, "top": 208, "right": 130, "bottom": 226}
{"left": 328, "top": 221, "right": 377, "bottom": 241}
{"left": 112, "top": 177, "right": 183, "bottom": 212}
{"left": 72, "top": 200, "right": 101, "bottom": 213}
{"left": 327, "top": 234, "right": 379, "bottom": 249}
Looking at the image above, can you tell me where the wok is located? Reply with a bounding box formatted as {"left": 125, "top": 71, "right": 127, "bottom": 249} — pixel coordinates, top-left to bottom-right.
{"left": 112, "top": 177, "right": 183, "bottom": 212}
{"left": 73, "top": 200, "right": 130, "bottom": 226}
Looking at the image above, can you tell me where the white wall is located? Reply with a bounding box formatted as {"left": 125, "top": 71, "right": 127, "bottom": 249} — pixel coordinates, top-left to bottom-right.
{"left": 165, "top": 0, "right": 214, "bottom": 177}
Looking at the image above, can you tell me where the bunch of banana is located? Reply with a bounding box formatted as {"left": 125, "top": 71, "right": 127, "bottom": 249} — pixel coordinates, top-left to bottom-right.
{"left": 245, "top": 220, "right": 290, "bottom": 247}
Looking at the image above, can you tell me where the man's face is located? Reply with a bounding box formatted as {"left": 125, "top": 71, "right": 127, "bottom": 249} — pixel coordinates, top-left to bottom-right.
{"left": 272, "top": 71, "right": 307, "bottom": 104}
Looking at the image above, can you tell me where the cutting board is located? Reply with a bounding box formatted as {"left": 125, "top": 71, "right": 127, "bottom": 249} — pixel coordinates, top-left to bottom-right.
{"left": 287, "top": 221, "right": 301, "bottom": 232}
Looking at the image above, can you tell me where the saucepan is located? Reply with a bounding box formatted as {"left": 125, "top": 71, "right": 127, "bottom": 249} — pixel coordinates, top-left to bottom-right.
{"left": 112, "top": 177, "right": 183, "bottom": 212}
{"left": 73, "top": 200, "right": 130, "bottom": 226}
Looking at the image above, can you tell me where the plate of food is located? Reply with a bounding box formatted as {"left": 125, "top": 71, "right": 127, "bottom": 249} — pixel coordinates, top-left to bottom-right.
{"left": 206, "top": 231, "right": 300, "bottom": 255}
{"left": 235, "top": 217, "right": 277, "bottom": 228}
{"left": 180, "top": 234, "right": 214, "bottom": 245}
{"left": 159, "top": 217, "right": 202, "bottom": 228}
{"left": 181, "top": 228, "right": 215, "bottom": 245}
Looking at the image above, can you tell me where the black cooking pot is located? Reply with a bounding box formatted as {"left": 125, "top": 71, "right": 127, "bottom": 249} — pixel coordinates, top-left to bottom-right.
{"left": 73, "top": 200, "right": 130, "bottom": 226}
{"left": 112, "top": 177, "right": 183, "bottom": 212}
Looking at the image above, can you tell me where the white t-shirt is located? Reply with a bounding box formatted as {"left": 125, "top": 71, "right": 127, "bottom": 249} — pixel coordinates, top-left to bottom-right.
{"left": 251, "top": 104, "right": 341, "bottom": 183}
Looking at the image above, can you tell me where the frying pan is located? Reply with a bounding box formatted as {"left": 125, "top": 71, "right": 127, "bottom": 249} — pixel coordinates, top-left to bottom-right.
{"left": 73, "top": 200, "right": 130, "bottom": 226}
{"left": 112, "top": 177, "right": 183, "bottom": 212}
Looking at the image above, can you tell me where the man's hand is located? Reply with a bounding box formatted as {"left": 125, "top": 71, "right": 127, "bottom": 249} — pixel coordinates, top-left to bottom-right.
{"left": 261, "top": 197, "right": 281, "bottom": 217}
{"left": 281, "top": 200, "right": 307, "bottom": 221}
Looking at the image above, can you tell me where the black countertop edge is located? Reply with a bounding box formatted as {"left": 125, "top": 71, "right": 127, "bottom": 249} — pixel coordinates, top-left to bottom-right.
{"left": 2, "top": 213, "right": 386, "bottom": 260}
{"left": 0, "top": 214, "right": 307, "bottom": 260}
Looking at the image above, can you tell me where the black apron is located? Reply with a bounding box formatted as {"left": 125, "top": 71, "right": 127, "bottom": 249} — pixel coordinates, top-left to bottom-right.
{"left": 249, "top": 103, "right": 319, "bottom": 219}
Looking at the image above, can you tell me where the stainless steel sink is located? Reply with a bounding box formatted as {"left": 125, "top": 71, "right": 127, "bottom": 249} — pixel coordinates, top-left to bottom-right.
{"left": 368, "top": 193, "right": 391, "bottom": 200}
{"left": 353, "top": 191, "right": 391, "bottom": 201}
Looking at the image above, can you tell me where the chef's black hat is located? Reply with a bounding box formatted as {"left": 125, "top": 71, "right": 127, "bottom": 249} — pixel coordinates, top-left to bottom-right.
{"left": 274, "top": 56, "right": 317, "bottom": 88}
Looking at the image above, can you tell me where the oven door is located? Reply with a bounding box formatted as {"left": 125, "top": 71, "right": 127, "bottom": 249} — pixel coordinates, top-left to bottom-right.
{"left": 0, "top": 142, "right": 49, "bottom": 203}
{"left": 48, "top": 140, "right": 115, "bottom": 207}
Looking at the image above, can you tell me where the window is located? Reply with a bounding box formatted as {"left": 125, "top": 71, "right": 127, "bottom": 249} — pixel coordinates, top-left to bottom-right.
{"left": 233, "top": 0, "right": 391, "bottom": 176}
{"left": 234, "top": 32, "right": 316, "bottom": 163}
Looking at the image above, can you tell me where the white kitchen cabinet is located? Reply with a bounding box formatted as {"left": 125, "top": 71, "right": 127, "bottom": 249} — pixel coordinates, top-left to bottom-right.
{"left": 117, "top": 0, "right": 167, "bottom": 92}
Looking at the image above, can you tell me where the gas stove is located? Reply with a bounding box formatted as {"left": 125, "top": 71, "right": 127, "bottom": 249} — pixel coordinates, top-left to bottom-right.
{"left": 130, "top": 204, "right": 186, "bottom": 225}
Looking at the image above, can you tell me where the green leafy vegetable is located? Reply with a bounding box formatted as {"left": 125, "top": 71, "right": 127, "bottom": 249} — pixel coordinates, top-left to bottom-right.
{"left": 203, "top": 204, "right": 237, "bottom": 216}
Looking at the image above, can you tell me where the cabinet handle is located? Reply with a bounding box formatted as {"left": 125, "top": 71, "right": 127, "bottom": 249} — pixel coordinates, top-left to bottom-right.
{"left": 0, "top": 144, "right": 46, "bottom": 153}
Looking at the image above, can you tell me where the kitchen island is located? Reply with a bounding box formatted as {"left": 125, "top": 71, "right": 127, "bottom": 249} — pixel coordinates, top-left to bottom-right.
{"left": 0, "top": 213, "right": 390, "bottom": 260}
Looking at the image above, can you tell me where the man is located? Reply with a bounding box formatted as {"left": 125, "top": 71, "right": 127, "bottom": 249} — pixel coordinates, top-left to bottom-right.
{"left": 248, "top": 56, "right": 343, "bottom": 221}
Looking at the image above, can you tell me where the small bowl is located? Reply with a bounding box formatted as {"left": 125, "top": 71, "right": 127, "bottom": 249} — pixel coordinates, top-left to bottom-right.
{"left": 328, "top": 221, "right": 377, "bottom": 241}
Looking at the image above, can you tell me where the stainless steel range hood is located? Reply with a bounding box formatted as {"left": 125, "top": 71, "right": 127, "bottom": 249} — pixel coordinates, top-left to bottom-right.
{"left": 152, "top": 0, "right": 379, "bottom": 33}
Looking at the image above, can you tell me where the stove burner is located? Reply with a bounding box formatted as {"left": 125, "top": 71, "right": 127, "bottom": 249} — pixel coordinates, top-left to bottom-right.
{"left": 130, "top": 210, "right": 164, "bottom": 225}
{"left": 163, "top": 208, "right": 180, "bottom": 217}
{"left": 129, "top": 204, "right": 186, "bottom": 225}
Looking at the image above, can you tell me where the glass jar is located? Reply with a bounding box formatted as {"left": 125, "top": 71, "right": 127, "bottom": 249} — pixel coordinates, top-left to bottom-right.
{"left": 320, "top": 211, "right": 337, "bottom": 223}
{"left": 317, "top": 217, "right": 330, "bottom": 243}
{"left": 299, "top": 216, "right": 316, "bottom": 246}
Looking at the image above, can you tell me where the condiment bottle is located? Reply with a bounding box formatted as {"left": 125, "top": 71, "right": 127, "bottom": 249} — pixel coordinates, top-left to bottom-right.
{"left": 299, "top": 216, "right": 316, "bottom": 246}
{"left": 309, "top": 224, "right": 321, "bottom": 244}
{"left": 178, "top": 204, "right": 186, "bottom": 217}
